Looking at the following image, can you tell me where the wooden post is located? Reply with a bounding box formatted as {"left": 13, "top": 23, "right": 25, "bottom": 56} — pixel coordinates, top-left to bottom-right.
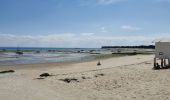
{"left": 161, "top": 59, "right": 163, "bottom": 67}
{"left": 163, "top": 59, "right": 166, "bottom": 67}
{"left": 154, "top": 58, "right": 156, "bottom": 67}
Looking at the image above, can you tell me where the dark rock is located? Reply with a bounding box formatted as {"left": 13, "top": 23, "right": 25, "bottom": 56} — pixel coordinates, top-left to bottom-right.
{"left": 82, "top": 76, "right": 86, "bottom": 79}
{"left": 98, "top": 73, "right": 104, "bottom": 76}
{"left": 97, "top": 61, "right": 101, "bottom": 66}
{"left": 94, "top": 75, "right": 98, "bottom": 77}
{"left": 40, "top": 73, "right": 51, "bottom": 77}
{"left": 0, "top": 70, "right": 15, "bottom": 74}
{"left": 81, "top": 76, "right": 91, "bottom": 79}
{"left": 94, "top": 73, "right": 104, "bottom": 77}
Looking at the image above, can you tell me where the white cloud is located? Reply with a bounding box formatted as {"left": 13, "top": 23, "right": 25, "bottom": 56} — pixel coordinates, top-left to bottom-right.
{"left": 97, "top": 0, "right": 126, "bottom": 5}
{"left": 101, "top": 27, "right": 107, "bottom": 32}
{"left": 0, "top": 33, "right": 158, "bottom": 48}
{"left": 77, "top": 0, "right": 126, "bottom": 6}
{"left": 81, "top": 33, "right": 95, "bottom": 36}
{"left": 121, "top": 25, "right": 142, "bottom": 32}
{"left": 0, "top": 33, "right": 76, "bottom": 47}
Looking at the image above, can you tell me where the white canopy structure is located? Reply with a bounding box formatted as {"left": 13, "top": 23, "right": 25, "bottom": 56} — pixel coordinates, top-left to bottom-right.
{"left": 153, "top": 37, "right": 170, "bottom": 69}
{"left": 154, "top": 38, "right": 170, "bottom": 59}
{"left": 153, "top": 37, "right": 170, "bottom": 43}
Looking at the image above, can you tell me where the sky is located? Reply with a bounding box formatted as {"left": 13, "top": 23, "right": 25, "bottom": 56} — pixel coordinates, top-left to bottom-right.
{"left": 0, "top": 0, "right": 170, "bottom": 48}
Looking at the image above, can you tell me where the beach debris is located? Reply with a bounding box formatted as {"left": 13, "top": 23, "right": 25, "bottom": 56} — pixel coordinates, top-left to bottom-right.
{"left": 39, "top": 73, "right": 51, "bottom": 77}
{"left": 94, "top": 75, "right": 98, "bottom": 78}
{"left": 36, "top": 77, "right": 45, "bottom": 80}
{"left": 82, "top": 76, "right": 86, "bottom": 79}
{"left": 98, "top": 73, "right": 104, "bottom": 76}
{"left": 97, "top": 61, "right": 101, "bottom": 66}
{"left": 0, "top": 70, "right": 15, "bottom": 74}
{"left": 81, "top": 76, "right": 91, "bottom": 79}
{"left": 94, "top": 73, "right": 104, "bottom": 77}
{"left": 59, "top": 78, "right": 79, "bottom": 83}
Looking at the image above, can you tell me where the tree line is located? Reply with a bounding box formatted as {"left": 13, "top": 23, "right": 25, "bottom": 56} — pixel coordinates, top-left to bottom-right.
{"left": 101, "top": 45, "right": 155, "bottom": 49}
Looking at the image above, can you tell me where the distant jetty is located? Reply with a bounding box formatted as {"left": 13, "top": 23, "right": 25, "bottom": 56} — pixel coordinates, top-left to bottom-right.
{"left": 101, "top": 45, "right": 155, "bottom": 49}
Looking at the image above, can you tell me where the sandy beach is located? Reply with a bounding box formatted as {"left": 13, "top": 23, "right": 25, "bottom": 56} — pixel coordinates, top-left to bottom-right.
{"left": 1, "top": 54, "right": 170, "bottom": 100}
{"left": 1, "top": 0, "right": 169, "bottom": 99}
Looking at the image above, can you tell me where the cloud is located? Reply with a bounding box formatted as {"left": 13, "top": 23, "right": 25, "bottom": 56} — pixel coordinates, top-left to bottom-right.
{"left": 0, "top": 33, "right": 157, "bottom": 48}
{"left": 101, "top": 27, "right": 107, "bottom": 32}
{"left": 97, "top": 0, "right": 126, "bottom": 5}
{"left": 81, "top": 33, "right": 95, "bottom": 36}
{"left": 120, "top": 25, "right": 142, "bottom": 32}
{"left": 77, "top": 0, "right": 126, "bottom": 6}
{"left": 0, "top": 33, "right": 76, "bottom": 47}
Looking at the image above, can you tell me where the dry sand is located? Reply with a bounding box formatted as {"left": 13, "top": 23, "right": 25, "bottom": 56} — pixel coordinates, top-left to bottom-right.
{"left": 1, "top": 55, "right": 170, "bottom": 100}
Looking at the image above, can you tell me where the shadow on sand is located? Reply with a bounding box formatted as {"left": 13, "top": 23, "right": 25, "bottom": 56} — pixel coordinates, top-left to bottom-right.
{"left": 153, "top": 63, "right": 170, "bottom": 70}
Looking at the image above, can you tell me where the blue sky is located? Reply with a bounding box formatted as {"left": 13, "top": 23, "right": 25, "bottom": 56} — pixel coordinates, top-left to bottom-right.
{"left": 0, "top": 0, "right": 170, "bottom": 47}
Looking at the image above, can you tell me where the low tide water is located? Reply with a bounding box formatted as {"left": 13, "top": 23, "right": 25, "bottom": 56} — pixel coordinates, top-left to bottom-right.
{"left": 0, "top": 47, "right": 110, "bottom": 66}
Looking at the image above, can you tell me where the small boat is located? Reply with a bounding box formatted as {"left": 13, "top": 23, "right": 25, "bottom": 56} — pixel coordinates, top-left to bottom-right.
{"left": 15, "top": 47, "right": 23, "bottom": 55}
{"left": 16, "top": 51, "right": 23, "bottom": 55}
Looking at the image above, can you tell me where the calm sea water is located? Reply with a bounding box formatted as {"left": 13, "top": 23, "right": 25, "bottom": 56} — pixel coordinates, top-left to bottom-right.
{"left": 0, "top": 47, "right": 101, "bottom": 52}
{"left": 0, "top": 47, "right": 110, "bottom": 66}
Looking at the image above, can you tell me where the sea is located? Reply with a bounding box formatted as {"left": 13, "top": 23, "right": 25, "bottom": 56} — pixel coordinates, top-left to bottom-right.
{"left": 0, "top": 47, "right": 111, "bottom": 66}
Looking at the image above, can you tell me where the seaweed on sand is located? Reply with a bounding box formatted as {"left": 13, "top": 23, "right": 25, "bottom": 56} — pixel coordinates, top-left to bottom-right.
{"left": 40, "top": 73, "right": 51, "bottom": 77}
{"left": 59, "top": 78, "right": 79, "bottom": 83}
{"left": 0, "top": 70, "right": 15, "bottom": 74}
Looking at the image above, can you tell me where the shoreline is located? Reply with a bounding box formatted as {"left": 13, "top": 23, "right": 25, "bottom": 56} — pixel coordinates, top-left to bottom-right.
{"left": 0, "top": 48, "right": 154, "bottom": 66}
{"left": 0, "top": 54, "right": 152, "bottom": 70}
